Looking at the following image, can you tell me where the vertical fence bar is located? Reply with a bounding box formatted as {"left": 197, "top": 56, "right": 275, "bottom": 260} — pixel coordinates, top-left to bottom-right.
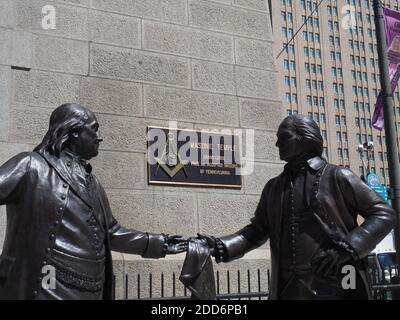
{"left": 216, "top": 271, "right": 220, "bottom": 295}
{"left": 137, "top": 274, "right": 140, "bottom": 300}
{"left": 125, "top": 274, "right": 128, "bottom": 300}
{"left": 161, "top": 273, "right": 164, "bottom": 298}
{"left": 247, "top": 270, "right": 251, "bottom": 301}
{"left": 227, "top": 270, "right": 231, "bottom": 299}
{"left": 237, "top": 270, "right": 241, "bottom": 301}
{"left": 257, "top": 269, "right": 262, "bottom": 300}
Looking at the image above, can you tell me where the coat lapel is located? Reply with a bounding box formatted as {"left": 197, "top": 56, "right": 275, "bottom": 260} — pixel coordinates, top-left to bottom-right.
{"left": 271, "top": 171, "right": 286, "bottom": 250}
{"left": 36, "top": 150, "right": 93, "bottom": 209}
{"left": 305, "top": 156, "right": 327, "bottom": 207}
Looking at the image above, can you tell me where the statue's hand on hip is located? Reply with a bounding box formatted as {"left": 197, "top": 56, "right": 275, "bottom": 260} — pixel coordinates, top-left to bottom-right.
{"left": 311, "top": 247, "right": 352, "bottom": 277}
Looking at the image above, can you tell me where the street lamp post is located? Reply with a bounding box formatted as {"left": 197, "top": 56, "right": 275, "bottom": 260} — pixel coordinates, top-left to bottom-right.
{"left": 358, "top": 141, "right": 374, "bottom": 178}
{"left": 373, "top": 0, "right": 400, "bottom": 265}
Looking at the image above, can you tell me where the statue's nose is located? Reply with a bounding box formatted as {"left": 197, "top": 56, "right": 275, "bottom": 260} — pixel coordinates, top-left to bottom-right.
{"left": 97, "top": 134, "right": 103, "bottom": 143}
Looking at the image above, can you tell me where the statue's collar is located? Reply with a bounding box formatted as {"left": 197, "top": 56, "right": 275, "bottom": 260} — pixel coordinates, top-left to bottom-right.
{"left": 61, "top": 149, "right": 86, "bottom": 164}
{"left": 284, "top": 156, "right": 326, "bottom": 174}
{"left": 60, "top": 149, "right": 92, "bottom": 174}
{"left": 306, "top": 156, "right": 326, "bottom": 171}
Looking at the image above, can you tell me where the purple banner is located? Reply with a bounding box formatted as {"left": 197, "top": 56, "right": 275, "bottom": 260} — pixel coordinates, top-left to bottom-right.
{"left": 373, "top": 8, "right": 400, "bottom": 130}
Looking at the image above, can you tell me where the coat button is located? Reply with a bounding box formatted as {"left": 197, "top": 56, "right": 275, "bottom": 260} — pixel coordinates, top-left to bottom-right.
{"left": 57, "top": 207, "right": 63, "bottom": 213}
{"left": 67, "top": 162, "right": 72, "bottom": 167}
{"left": 50, "top": 234, "right": 55, "bottom": 240}
{"left": 61, "top": 195, "right": 66, "bottom": 200}
{"left": 42, "top": 261, "right": 47, "bottom": 266}
{"left": 34, "top": 290, "right": 38, "bottom": 296}
{"left": 63, "top": 184, "right": 68, "bottom": 188}
{"left": 54, "top": 220, "right": 60, "bottom": 226}
{"left": 46, "top": 248, "right": 51, "bottom": 253}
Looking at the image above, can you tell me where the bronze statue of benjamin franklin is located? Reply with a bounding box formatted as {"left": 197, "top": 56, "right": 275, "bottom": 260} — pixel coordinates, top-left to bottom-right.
{"left": 0, "top": 103, "right": 187, "bottom": 300}
{"left": 199, "top": 114, "right": 396, "bottom": 300}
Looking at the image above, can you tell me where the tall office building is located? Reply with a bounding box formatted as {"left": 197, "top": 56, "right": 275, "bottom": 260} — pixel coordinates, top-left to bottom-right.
{"left": 271, "top": 0, "right": 400, "bottom": 185}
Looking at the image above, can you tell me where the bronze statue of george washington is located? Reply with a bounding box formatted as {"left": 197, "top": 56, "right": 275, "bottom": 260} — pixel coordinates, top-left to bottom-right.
{"left": 199, "top": 114, "right": 395, "bottom": 300}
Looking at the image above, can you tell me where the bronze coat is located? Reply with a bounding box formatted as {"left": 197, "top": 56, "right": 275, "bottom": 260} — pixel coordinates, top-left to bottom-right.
{"left": 0, "top": 151, "right": 165, "bottom": 300}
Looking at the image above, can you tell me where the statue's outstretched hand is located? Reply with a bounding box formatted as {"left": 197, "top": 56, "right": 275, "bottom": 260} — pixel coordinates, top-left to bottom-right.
{"left": 164, "top": 234, "right": 188, "bottom": 254}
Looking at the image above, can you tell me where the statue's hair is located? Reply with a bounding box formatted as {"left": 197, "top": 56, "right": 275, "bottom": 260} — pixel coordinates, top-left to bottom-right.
{"left": 34, "top": 103, "right": 90, "bottom": 157}
{"left": 281, "top": 114, "right": 324, "bottom": 157}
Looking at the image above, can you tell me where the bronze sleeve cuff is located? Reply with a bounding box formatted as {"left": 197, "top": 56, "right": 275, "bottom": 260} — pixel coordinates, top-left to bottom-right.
{"left": 142, "top": 233, "right": 166, "bottom": 259}
{"left": 219, "top": 234, "right": 254, "bottom": 262}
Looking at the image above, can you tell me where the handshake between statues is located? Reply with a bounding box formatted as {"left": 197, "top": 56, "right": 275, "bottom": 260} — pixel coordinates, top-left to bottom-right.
{"left": 167, "top": 231, "right": 357, "bottom": 278}
{"left": 163, "top": 233, "right": 226, "bottom": 261}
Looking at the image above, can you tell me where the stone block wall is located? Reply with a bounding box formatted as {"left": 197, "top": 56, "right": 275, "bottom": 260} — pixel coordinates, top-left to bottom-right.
{"left": 0, "top": 0, "right": 284, "bottom": 298}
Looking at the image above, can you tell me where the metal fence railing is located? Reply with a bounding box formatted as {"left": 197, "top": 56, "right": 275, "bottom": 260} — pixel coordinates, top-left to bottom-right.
{"left": 369, "top": 264, "right": 400, "bottom": 300}
{"left": 113, "top": 264, "right": 400, "bottom": 300}
{"left": 114, "top": 269, "right": 270, "bottom": 300}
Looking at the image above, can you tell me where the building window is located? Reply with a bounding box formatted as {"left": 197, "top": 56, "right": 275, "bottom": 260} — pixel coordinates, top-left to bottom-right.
{"left": 284, "top": 60, "right": 289, "bottom": 70}
{"left": 323, "top": 147, "right": 328, "bottom": 158}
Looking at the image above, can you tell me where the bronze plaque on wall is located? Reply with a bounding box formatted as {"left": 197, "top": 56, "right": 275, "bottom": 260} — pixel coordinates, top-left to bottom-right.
{"left": 147, "top": 126, "right": 242, "bottom": 188}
